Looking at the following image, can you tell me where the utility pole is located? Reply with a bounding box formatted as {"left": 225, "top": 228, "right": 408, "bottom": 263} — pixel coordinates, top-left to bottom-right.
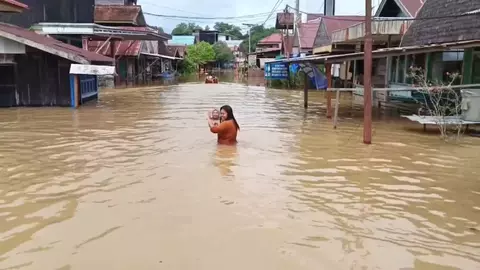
{"left": 363, "top": 0, "right": 373, "bottom": 144}
{"left": 294, "top": 0, "right": 300, "bottom": 33}
{"left": 243, "top": 23, "right": 255, "bottom": 54}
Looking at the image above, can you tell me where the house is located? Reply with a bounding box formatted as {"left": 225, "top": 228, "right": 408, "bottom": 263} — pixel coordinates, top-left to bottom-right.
{"left": 292, "top": 18, "right": 322, "bottom": 55}
{"left": 309, "top": 0, "right": 423, "bottom": 99}
{"left": 0, "top": 0, "right": 95, "bottom": 31}
{"left": 194, "top": 30, "right": 219, "bottom": 45}
{"left": 0, "top": 22, "right": 113, "bottom": 107}
{"left": 88, "top": 4, "right": 172, "bottom": 86}
{"left": 400, "top": 0, "right": 480, "bottom": 86}
{"left": 168, "top": 35, "right": 195, "bottom": 46}
{"left": 249, "top": 33, "right": 289, "bottom": 69}
{"left": 303, "top": 0, "right": 480, "bottom": 102}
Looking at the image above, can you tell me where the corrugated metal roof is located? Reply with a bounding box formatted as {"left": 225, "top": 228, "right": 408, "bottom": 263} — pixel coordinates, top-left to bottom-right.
{"left": 258, "top": 33, "right": 282, "bottom": 44}
{"left": 87, "top": 26, "right": 159, "bottom": 56}
{"left": 298, "top": 19, "right": 321, "bottom": 49}
{"left": 0, "top": 23, "right": 113, "bottom": 64}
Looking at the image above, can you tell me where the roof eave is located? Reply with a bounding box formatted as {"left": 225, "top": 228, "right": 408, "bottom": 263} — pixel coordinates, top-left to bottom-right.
{"left": 0, "top": 29, "right": 90, "bottom": 64}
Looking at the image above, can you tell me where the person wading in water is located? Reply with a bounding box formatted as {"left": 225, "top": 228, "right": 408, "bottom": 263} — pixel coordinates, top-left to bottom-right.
{"left": 207, "top": 105, "right": 240, "bottom": 145}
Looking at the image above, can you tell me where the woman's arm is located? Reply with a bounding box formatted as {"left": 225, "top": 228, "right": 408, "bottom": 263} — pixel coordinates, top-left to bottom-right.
{"left": 210, "top": 121, "right": 227, "bottom": 134}
{"left": 207, "top": 112, "right": 215, "bottom": 128}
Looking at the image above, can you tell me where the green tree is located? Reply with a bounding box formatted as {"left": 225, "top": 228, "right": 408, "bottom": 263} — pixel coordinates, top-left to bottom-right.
{"left": 213, "top": 41, "right": 234, "bottom": 63}
{"left": 239, "top": 25, "right": 278, "bottom": 52}
{"left": 185, "top": 41, "right": 215, "bottom": 68}
{"left": 171, "top": 23, "right": 202, "bottom": 35}
{"left": 213, "top": 22, "right": 245, "bottom": 39}
{"left": 204, "top": 25, "right": 210, "bottom": 31}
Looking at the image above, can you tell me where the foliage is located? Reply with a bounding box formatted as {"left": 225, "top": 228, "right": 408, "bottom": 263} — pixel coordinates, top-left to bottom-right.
{"left": 185, "top": 41, "right": 215, "bottom": 67}
{"left": 204, "top": 25, "right": 210, "bottom": 31}
{"left": 213, "top": 41, "right": 234, "bottom": 63}
{"left": 171, "top": 23, "right": 202, "bottom": 35}
{"left": 408, "top": 67, "right": 465, "bottom": 141}
{"left": 213, "top": 22, "right": 245, "bottom": 39}
{"left": 239, "top": 25, "right": 278, "bottom": 53}
{"left": 177, "top": 56, "right": 197, "bottom": 74}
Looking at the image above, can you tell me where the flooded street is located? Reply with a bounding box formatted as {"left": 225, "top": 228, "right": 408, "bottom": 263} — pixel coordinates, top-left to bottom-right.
{"left": 1, "top": 82, "right": 480, "bottom": 270}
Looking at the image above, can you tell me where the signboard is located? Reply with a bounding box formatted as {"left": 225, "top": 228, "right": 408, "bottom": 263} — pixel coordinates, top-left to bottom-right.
{"left": 70, "top": 64, "right": 115, "bottom": 75}
{"left": 265, "top": 62, "right": 288, "bottom": 80}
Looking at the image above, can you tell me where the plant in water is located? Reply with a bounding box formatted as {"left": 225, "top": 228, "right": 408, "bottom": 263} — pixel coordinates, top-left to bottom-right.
{"left": 408, "top": 67, "right": 464, "bottom": 141}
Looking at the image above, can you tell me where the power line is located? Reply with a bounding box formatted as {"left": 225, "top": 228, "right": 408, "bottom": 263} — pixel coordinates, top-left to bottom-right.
{"left": 261, "top": 0, "right": 284, "bottom": 26}
{"left": 140, "top": 1, "right": 208, "bottom": 16}
{"left": 144, "top": 11, "right": 281, "bottom": 20}
{"left": 285, "top": 4, "right": 480, "bottom": 22}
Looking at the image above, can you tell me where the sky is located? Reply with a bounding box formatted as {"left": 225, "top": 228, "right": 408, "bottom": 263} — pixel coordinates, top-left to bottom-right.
{"left": 138, "top": 0, "right": 383, "bottom": 33}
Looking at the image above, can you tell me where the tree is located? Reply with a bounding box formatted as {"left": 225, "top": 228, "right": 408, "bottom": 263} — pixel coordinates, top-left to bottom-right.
{"left": 204, "top": 25, "right": 210, "bottom": 31}
{"left": 171, "top": 23, "right": 202, "bottom": 35}
{"left": 408, "top": 67, "right": 465, "bottom": 141}
{"left": 213, "top": 22, "right": 244, "bottom": 39}
{"left": 239, "top": 25, "right": 278, "bottom": 52}
{"left": 185, "top": 41, "right": 215, "bottom": 68}
{"left": 213, "top": 41, "right": 234, "bottom": 63}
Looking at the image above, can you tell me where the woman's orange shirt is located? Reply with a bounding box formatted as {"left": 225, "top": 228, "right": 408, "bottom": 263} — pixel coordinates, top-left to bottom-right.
{"left": 210, "top": 120, "right": 237, "bottom": 145}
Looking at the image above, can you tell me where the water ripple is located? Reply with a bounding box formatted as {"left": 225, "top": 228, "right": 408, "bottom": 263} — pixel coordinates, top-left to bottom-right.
{"left": 0, "top": 82, "right": 479, "bottom": 269}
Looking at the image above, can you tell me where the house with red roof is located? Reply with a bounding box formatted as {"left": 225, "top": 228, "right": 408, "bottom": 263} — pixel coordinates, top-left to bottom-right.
{"left": 306, "top": 0, "right": 480, "bottom": 103}
{"left": 87, "top": 4, "right": 173, "bottom": 86}
{"left": 249, "top": 33, "right": 292, "bottom": 69}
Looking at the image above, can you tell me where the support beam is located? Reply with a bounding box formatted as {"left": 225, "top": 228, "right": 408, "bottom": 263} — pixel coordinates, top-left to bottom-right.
{"left": 304, "top": 72, "right": 308, "bottom": 108}
{"left": 334, "top": 61, "right": 348, "bottom": 128}
{"left": 363, "top": 0, "right": 373, "bottom": 144}
{"left": 326, "top": 63, "right": 332, "bottom": 118}
{"left": 333, "top": 88, "right": 340, "bottom": 129}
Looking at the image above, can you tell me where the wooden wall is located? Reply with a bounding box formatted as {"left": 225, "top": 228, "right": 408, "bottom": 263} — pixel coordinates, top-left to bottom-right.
{"left": 0, "top": 0, "right": 95, "bottom": 28}
{"left": 0, "top": 48, "right": 72, "bottom": 107}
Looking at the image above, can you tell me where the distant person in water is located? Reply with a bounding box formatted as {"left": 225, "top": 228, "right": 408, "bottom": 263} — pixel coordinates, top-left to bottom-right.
{"left": 207, "top": 105, "right": 240, "bottom": 145}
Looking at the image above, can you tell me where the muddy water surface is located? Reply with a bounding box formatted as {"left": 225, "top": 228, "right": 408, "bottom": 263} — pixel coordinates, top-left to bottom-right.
{"left": 0, "top": 83, "right": 479, "bottom": 270}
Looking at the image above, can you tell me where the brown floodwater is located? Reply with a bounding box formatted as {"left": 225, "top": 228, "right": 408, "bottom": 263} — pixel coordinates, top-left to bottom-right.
{"left": 0, "top": 82, "right": 479, "bottom": 270}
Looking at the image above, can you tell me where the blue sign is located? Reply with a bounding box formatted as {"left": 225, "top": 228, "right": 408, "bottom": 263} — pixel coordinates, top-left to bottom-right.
{"left": 265, "top": 63, "right": 288, "bottom": 80}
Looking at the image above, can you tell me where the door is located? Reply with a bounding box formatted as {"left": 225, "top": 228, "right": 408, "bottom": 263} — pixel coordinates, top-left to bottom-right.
{"left": 0, "top": 64, "right": 17, "bottom": 107}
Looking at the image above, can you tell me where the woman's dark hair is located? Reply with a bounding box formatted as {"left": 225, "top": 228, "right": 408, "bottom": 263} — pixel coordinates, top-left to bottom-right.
{"left": 220, "top": 105, "right": 240, "bottom": 130}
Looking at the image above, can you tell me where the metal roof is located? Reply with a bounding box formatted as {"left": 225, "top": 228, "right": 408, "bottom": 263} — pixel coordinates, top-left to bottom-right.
{"left": 32, "top": 23, "right": 171, "bottom": 41}
{"left": 0, "top": 23, "right": 113, "bottom": 64}
{"left": 267, "top": 40, "right": 480, "bottom": 64}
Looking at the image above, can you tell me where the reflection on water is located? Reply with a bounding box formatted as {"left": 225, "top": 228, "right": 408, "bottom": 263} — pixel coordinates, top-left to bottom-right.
{"left": 0, "top": 81, "right": 479, "bottom": 270}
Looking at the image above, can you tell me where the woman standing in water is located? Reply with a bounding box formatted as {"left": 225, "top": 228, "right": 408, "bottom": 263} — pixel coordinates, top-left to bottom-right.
{"left": 208, "top": 105, "right": 240, "bottom": 145}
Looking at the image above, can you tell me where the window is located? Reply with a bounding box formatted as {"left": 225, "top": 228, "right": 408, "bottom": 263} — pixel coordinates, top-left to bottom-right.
{"left": 472, "top": 53, "right": 480, "bottom": 84}
{"left": 431, "top": 50, "right": 464, "bottom": 85}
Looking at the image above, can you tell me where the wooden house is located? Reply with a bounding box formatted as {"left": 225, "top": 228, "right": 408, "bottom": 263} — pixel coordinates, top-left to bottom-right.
{"left": 0, "top": 23, "right": 113, "bottom": 107}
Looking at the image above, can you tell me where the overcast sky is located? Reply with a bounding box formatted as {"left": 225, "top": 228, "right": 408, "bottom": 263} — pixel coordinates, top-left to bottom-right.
{"left": 139, "top": 0, "right": 383, "bottom": 33}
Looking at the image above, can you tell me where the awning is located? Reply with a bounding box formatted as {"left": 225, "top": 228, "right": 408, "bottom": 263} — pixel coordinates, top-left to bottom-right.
{"left": 267, "top": 40, "right": 480, "bottom": 64}
{"left": 141, "top": 52, "right": 183, "bottom": 60}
